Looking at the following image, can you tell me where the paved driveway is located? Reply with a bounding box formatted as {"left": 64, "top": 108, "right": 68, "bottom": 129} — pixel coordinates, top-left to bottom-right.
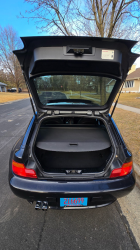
{"left": 0, "top": 99, "right": 139, "bottom": 250}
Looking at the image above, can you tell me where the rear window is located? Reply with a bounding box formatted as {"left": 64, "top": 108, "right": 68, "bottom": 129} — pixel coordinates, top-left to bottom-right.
{"left": 33, "top": 75, "right": 116, "bottom": 106}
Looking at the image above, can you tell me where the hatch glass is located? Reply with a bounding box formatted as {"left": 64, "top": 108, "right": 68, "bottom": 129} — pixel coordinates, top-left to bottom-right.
{"left": 33, "top": 75, "right": 116, "bottom": 107}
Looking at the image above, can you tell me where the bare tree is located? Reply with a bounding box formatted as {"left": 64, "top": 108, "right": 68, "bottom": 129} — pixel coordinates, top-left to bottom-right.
{"left": 21, "top": 0, "right": 73, "bottom": 35}
{"left": 21, "top": 0, "right": 140, "bottom": 43}
{"left": 0, "top": 26, "right": 25, "bottom": 92}
{"left": 0, "top": 69, "right": 7, "bottom": 84}
{"left": 75, "top": 0, "right": 140, "bottom": 40}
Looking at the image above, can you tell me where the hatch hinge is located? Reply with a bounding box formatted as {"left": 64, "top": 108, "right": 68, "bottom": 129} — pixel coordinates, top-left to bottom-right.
{"left": 47, "top": 110, "right": 53, "bottom": 115}
{"left": 94, "top": 109, "right": 109, "bottom": 116}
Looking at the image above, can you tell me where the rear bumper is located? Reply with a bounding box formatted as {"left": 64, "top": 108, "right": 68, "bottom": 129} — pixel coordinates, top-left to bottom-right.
{"left": 10, "top": 172, "right": 135, "bottom": 208}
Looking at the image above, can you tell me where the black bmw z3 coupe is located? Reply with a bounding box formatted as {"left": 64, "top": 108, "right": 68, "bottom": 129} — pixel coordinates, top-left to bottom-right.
{"left": 9, "top": 36, "right": 139, "bottom": 210}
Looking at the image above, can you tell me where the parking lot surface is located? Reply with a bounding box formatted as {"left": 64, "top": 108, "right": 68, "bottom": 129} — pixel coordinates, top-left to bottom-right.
{"left": 0, "top": 99, "right": 139, "bottom": 250}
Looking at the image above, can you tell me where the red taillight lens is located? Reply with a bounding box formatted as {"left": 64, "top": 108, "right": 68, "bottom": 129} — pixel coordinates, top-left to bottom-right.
{"left": 12, "top": 160, "right": 37, "bottom": 178}
{"left": 110, "top": 161, "right": 133, "bottom": 178}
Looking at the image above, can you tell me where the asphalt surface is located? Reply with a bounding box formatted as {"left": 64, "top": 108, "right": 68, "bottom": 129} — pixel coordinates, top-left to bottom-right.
{"left": 0, "top": 99, "right": 139, "bottom": 250}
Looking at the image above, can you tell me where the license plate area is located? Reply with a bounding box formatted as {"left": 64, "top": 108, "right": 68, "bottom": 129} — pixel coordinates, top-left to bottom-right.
{"left": 60, "top": 197, "right": 88, "bottom": 207}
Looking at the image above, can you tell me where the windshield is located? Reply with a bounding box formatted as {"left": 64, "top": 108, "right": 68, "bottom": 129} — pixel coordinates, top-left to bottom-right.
{"left": 33, "top": 75, "right": 116, "bottom": 106}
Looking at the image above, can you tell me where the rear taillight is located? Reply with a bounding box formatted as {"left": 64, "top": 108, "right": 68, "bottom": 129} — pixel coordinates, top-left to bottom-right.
{"left": 12, "top": 160, "right": 37, "bottom": 178}
{"left": 110, "top": 161, "right": 133, "bottom": 178}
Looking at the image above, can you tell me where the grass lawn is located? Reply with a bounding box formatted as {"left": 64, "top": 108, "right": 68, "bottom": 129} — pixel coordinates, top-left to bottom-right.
{"left": 118, "top": 93, "right": 140, "bottom": 109}
{"left": 65, "top": 91, "right": 140, "bottom": 109}
{"left": 112, "top": 108, "right": 140, "bottom": 167}
{"left": 0, "top": 92, "right": 29, "bottom": 103}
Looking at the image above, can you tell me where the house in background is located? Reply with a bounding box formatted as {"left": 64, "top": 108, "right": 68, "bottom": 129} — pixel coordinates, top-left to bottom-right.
{"left": 127, "top": 64, "right": 136, "bottom": 75}
{"left": 0, "top": 82, "right": 7, "bottom": 92}
{"left": 122, "top": 65, "right": 140, "bottom": 93}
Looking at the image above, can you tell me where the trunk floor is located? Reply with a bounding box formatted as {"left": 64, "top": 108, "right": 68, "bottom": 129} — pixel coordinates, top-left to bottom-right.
{"left": 35, "top": 148, "right": 112, "bottom": 171}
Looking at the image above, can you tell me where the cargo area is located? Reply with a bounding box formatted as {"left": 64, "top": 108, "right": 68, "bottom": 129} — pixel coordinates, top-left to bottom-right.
{"left": 34, "top": 117, "right": 113, "bottom": 173}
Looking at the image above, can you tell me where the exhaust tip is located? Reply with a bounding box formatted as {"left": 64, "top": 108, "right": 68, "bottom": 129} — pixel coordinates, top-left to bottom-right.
{"left": 35, "top": 201, "right": 42, "bottom": 210}
{"left": 42, "top": 201, "right": 48, "bottom": 211}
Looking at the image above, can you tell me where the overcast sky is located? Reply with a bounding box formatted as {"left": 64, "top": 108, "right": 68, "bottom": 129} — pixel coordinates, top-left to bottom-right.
{"left": 0, "top": 0, "right": 140, "bottom": 68}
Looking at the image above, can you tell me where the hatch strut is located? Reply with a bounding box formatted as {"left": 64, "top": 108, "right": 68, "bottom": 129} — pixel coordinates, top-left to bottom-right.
{"left": 110, "top": 82, "right": 124, "bottom": 119}
{"left": 23, "top": 73, "right": 36, "bottom": 118}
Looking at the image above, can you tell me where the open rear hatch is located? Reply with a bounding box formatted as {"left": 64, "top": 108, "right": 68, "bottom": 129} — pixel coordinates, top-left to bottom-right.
{"left": 13, "top": 36, "right": 139, "bottom": 113}
{"left": 13, "top": 36, "right": 139, "bottom": 177}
